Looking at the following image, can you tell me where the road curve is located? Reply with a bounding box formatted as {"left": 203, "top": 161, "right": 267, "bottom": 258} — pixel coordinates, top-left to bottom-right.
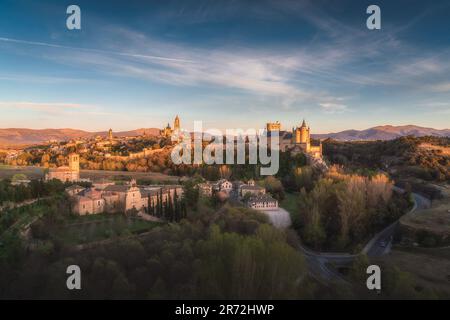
{"left": 297, "top": 190, "right": 430, "bottom": 282}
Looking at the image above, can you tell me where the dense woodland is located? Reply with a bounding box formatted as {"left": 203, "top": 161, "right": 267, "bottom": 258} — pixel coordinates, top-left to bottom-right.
{"left": 1, "top": 136, "right": 447, "bottom": 299}
{"left": 0, "top": 192, "right": 314, "bottom": 299}
{"left": 0, "top": 191, "right": 435, "bottom": 299}
{"left": 323, "top": 136, "right": 450, "bottom": 183}
{"left": 291, "top": 166, "right": 412, "bottom": 251}
{"left": 0, "top": 178, "right": 87, "bottom": 206}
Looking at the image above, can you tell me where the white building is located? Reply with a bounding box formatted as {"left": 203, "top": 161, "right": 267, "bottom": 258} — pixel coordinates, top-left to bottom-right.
{"left": 246, "top": 194, "right": 278, "bottom": 211}
{"left": 212, "top": 179, "right": 233, "bottom": 194}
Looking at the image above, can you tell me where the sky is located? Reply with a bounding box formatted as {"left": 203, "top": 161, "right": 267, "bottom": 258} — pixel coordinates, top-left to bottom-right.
{"left": 0, "top": 0, "right": 449, "bottom": 133}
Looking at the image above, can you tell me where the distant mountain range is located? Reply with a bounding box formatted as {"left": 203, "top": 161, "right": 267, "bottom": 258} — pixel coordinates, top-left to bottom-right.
{"left": 0, "top": 125, "right": 449, "bottom": 147}
{"left": 0, "top": 128, "right": 160, "bottom": 147}
{"left": 311, "top": 125, "right": 450, "bottom": 141}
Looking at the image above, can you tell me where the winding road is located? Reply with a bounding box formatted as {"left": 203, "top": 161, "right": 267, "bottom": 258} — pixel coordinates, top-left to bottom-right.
{"left": 295, "top": 190, "right": 431, "bottom": 283}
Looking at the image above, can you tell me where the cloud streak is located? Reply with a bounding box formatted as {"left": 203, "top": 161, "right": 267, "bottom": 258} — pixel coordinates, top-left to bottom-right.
{"left": 0, "top": 101, "right": 99, "bottom": 114}
{"left": 0, "top": 36, "right": 193, "bottom": 63}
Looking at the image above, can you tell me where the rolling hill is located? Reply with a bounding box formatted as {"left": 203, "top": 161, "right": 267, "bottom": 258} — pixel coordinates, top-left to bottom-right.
{"left": 312, "top": 125, "right": 450, "bottom": 141}
{"left": 0, "top": 125, "right": 449, "bottom": 146}
{"left": 0, "top": 128, "right": 161, "bottom": 146}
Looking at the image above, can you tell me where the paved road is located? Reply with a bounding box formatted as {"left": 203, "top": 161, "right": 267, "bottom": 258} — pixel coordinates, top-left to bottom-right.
{"left": 297, "top": 190, "right": 431, "bottom": 283}
{"left": 363, "top": 191, "right": 430, "bottom": 257}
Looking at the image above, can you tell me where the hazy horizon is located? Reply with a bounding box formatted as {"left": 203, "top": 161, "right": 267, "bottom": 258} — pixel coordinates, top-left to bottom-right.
{"left": 0, "top": 122, "right": 449, "bottom": 136}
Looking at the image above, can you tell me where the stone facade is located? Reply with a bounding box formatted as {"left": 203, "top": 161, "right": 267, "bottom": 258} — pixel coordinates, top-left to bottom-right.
{"left": 268, "top": 120, "right": 322, "bottom": 158}
{"left": 266, "top": 121, "right": 281, "bottom": 132}
{"left": 198, "top": 183, "right": 213, "bottom": 197}
{"left": 69, "top": 180, "right": 183, "bottom": 215}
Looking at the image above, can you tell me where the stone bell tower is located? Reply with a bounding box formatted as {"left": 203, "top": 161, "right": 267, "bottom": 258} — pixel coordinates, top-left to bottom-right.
{"left": 68, "top": 153, "right": 80, "bottom": 172}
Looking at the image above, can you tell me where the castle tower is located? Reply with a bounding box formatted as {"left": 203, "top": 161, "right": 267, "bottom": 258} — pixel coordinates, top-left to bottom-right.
{"left": 68, "top": 153, "right": 79, "bottom": 172}
{"left": 174, "top": 115, "right": 180, "bottom": 131}
{"left": 266, "top": 121, "right": 281, "bottom": 132}
{"left": 295, "top": 127, "right": 301, "bottom": 144}
{"left": 299, "top": 119, "right": 309, "bottom": 144}
{"left": 108, "top": 128, "right": 113, "bottom": 142}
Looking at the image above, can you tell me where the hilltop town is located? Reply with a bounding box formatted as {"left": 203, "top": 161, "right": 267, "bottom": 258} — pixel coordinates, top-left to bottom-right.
{"left": 0, "top": 115, "right": 327, "bottom": 172}
{"left": 1, "top": 115, "right": 326, "bottom": 219}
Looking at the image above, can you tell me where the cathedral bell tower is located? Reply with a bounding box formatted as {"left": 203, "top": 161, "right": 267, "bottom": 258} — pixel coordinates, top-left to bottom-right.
{"left": 174, "top": 115, "right": 180, "bottom": 131}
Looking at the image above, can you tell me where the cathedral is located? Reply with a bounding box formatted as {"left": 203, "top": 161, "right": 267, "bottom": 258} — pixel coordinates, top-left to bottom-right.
{"left": 161, "top": 115, "right": 181, "bottom": 138}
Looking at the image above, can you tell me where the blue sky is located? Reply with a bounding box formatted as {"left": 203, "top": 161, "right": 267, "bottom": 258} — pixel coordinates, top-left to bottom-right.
{"left": 0, "top": 0, "right": 449, "bottom": 133}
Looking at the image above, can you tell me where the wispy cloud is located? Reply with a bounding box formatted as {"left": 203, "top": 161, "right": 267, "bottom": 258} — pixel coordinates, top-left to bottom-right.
{"left": 319, "top": 103, "right": 349, "bottom": 114}
{"left": 428, "top": 82, "right": 450, "bottom": 92}
{"left": 0, "top": 37, "right": 192, "bottom": 63}
{"left": 1, "top": 0, "right": 450, "bottom": 131}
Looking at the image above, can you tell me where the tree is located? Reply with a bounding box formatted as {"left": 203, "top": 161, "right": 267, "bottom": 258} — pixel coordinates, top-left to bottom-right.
{"left": 183, "top": 180, "right": 199, "bottom": 210}
{"left": 263, "top": 176, "right": 285, "bottom": 201}
{"left": 336, "top": 175, "right": 366, "bottom": 247}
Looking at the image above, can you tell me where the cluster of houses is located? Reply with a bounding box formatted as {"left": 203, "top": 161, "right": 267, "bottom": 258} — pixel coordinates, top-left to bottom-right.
{"left": 198, "top": 179, "right": 279, "bottom": 211}
{"left": 66, "top": 179, "right": 183, "bottom": 216}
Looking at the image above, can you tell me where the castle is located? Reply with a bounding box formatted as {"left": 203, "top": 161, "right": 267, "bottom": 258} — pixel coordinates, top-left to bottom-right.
{"left": 45, "top": 153, "right": 80, "bottom": 182}
{"left": 267, "top": 119, "right": 322, "bottom": 158}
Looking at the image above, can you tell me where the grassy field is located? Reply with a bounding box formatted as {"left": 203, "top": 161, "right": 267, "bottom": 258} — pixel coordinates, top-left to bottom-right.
{"left": 0, "top": 165, "right": 182, "bottom": 182}
{"left": 399, "top": 184, "right": 450, "bottom": 245}
{"left": 79, "top": 169, "right": 182, "bottom": 183}
{"left": 59, "top": 214, "right": 161, "bottom": 245}
{"left": 0, "top": 198, "right": 53, "bottom": 235}
{"left": 377, "top": 247, "right": 450, "bottom": 297}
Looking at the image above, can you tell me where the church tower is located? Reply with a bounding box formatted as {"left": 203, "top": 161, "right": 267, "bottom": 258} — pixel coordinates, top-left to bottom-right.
{"left": 108, "top": 128, "right": 113, "bottom": 142}
{"left": 68, "top": 153, "right": 79, "bottom": 172}
{"left": 174, "top": 115, "right": 180, "bottom": 131}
